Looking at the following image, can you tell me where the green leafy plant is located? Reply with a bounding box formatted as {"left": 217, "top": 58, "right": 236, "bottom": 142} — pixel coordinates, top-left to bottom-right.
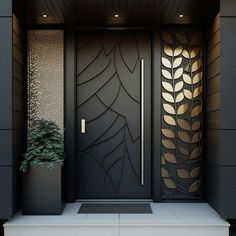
{"left": 20, "top": 119, "right": 64, "bottom": 173}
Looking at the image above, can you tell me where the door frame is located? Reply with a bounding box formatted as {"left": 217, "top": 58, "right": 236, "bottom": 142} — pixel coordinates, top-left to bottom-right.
{"left": 64, "top": 28, "right": 161, "bottom": 202}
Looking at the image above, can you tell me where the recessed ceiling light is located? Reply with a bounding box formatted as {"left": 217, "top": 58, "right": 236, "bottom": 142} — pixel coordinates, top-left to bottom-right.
{"left": 42, "top": 14, "right": 48, "bottom": 18}
{"left": 179, "top": 14, "right": 184, "bottom": 18}
{"left": 114, "top": 14, "right": 119, "bottom": 18}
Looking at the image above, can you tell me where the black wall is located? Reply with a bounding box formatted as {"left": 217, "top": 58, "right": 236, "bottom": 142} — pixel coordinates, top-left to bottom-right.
{"left": 206, "top": 0, "right": 236, "bottom": 219}
{"left": 0, "top": 0, "right": 26, "bottom": 219}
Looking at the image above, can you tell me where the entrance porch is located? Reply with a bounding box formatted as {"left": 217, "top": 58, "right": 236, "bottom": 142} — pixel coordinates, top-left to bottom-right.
{"left": 4, "top": 203, "right": 229, "bottom": 236}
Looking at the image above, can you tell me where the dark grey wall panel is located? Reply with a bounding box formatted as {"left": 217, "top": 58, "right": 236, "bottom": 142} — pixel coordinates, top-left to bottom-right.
{"left": 0, "top": 9, "right": 26, "bottom": 219}
{"left": 206, "top": 161, "right": 221, "bottom": 213}
{"left": 217, "top": 167, "right": 236, "bottom": 219}
{"left": 0, "top": 0, "right": 12, "bottom": 16}
{"left": 208, "top": 164, "right": 236, "bottom": 219}
{"left": 218, "top": 130, "right": 236, "bottom": 166}
{"left": 0, "top": 167, "right": 13, "bottom": 219}
{"left": 0, "top": 18, "right": 12, "bottom": 129}
{"left": 206, "top": 6, "right": 236, "bottom": 219}
{"left": 220, "top": 18, "right": 236, "bottom": 129}
{"left": 0, "top": 130, "right": 25, "bottom": 166}
{"left": 0, "top": 131, "right": 12, "bottom": 166}
{"left": 206, "top": 130, "right": 236, "bottom": 166}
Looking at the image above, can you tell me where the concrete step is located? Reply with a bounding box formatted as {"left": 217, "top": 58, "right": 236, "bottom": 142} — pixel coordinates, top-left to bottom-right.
{"left": 4, "top": 203, "right": 230, "bottom": 236}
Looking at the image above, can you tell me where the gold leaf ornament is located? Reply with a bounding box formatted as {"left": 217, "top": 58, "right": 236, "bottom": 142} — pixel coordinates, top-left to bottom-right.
{"left": 177, "top": 169, "right": 189, "bottom": 179}
{"left": 162, "top": 57, "right": 172, "bottom": 68}
{"left": 191, "top": 147, "right": 202, "bottom": 159}
{"left": 162, "top": 93, "right": 174, "bottom": 103}
{"left": 161, "top": 129, "right": 175, "bottom": 138}
{"left": 191, "top": 105, "right": 202, "bottom": 117}
{"left": 179, "top": 147, "right": 189, "bottom": 156}
{"left": 162, "top": 168, "right": 170, "bottom": 177}
{"left": 189, "top": 180, "right": 201, "bottom": 192}
{"left": 162, "top": 69, "right": 172, "bottom": 79}
{"left": 184, "top": 89, "right": 192, "bottom": 99}
{"left": 183, "top": 74, "right": 192, "bottom": 84}
{"left": 161, "top": 155, "right": 166, "bottom": 164}
{"left": 175, "top": 92, "right": 184, "bottom": 103}
{"left": 177, "top": 103, "right": 188, "bottom": 115}
{"left": 175, "top": 81, "right": 184, "bottom": 92}
{"left": 164, "top": 178, "right": 177, "bottom": 189}
{"left": 192, "top": 121, "right": 201, "bottom": 130}
{"left": 163, "top": 103, "right": 175, "bottom": 114}
{"left": 191, "top": 60, "right": 202, "bottom": 72}
{"left": 190, "top": 47, "right": 200, "bottom": 58}
{"left": 174, "top": 46, "right": 184, "bottom": 56}
{"left": 163, "top": 153, "right": 177, "bottom": 163}
{"left": 164, "top": 115, "right": 176, "bottom": 126}
{"left": 178, "top": 119, "right": 191, "bottom": 130}
{"left": 190, "top": 167, "right": 200, "bottom": 178}
{"left": 164, "top": 44, "right": 173, "bottom": 57}
{"left": 177, "top": 168, "right": 200, "bottom": 179}
{"left": 182, "top": 49, "right": 190, "bottom": 58}
{"left": 162, "top": 82, "right": 173, "bottom": 92}
{"left": 193, "top": 72, "right": 202, "bottom": 84}
{"left": 193, "top": 86, "right": 202, "bottom": 98}
{"left": 162, "top": 140, "right": 176, "bottom": 149}
{"left": 174, "top": 68, "right": 183, "bottom": 79}
{"left": 173, "top": 57, "right": 183, "bottom": 68}
{"left": 192, "top": 132, "right": 202, "bottom": 143}
{"left": 178, "top": 131, "right": 191, "bottom": 143}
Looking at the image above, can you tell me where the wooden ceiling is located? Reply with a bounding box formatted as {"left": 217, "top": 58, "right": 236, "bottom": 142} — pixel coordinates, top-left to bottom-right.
{"left": 27, "top": 0, "right": 206, "bottom": 26}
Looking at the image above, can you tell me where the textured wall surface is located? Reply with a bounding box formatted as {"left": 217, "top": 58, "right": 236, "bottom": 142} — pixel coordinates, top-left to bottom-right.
{"left": 206, "top": 0, "right": 236, "bottom": 219}
{"left": 27, "top": 30, "right": 64, "bottom": 129}
{"left": 160, "top": 31, "right": 204, "bottom": 199}
{"left": 0, "top": 3, "right": 26, "bottom": 218}
{"left": 205, "top": 13, "right": 221, "bottom": 213}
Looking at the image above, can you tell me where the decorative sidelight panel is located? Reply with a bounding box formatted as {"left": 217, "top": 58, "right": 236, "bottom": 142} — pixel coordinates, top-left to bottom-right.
{"left": 161, "top": 31, "right": 204, "bottom": 198}
{"left": 27, "top": 30, "right": 64, "bottom": 129}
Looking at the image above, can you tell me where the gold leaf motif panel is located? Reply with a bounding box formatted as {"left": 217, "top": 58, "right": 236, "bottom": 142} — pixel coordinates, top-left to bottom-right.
{"left": 161, "top": 31, "right": 203, "bottom": 199}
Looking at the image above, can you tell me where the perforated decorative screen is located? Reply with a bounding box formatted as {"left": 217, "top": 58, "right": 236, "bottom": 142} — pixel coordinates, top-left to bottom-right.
{"left": 161, "top": 31, "right": 204, "bottom": 199}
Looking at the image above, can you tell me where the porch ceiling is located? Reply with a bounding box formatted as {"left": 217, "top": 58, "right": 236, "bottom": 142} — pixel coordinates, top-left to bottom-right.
{"left": 26, "top": 0, "right": 207, "bottom": 26}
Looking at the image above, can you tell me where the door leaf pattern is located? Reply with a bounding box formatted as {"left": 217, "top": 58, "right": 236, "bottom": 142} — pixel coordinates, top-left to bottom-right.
{"left": 77, "top": 32, "right": 149, "bottom": 197}
{"left": 161, "top": 31, "right": 203, "bottom": 198}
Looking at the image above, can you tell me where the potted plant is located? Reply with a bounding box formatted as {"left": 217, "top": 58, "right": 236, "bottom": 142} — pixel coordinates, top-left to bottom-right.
{"left": 20, "top": 119, "right": 65, "bottom": 215}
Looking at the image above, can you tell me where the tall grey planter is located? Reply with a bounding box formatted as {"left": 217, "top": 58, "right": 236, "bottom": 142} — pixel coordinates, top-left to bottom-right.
{"left": 22, "top": 162, "right": 64, "bottom": 215}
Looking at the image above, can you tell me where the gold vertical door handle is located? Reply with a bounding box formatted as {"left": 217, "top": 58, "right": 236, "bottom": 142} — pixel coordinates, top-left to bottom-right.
{"left": 81, "top": 119, "right": 86, "bottom": 134}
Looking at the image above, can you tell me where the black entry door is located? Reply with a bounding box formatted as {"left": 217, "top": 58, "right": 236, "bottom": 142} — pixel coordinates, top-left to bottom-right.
{"left": 76, "top": 31, "right": 151, "bottom": 199}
